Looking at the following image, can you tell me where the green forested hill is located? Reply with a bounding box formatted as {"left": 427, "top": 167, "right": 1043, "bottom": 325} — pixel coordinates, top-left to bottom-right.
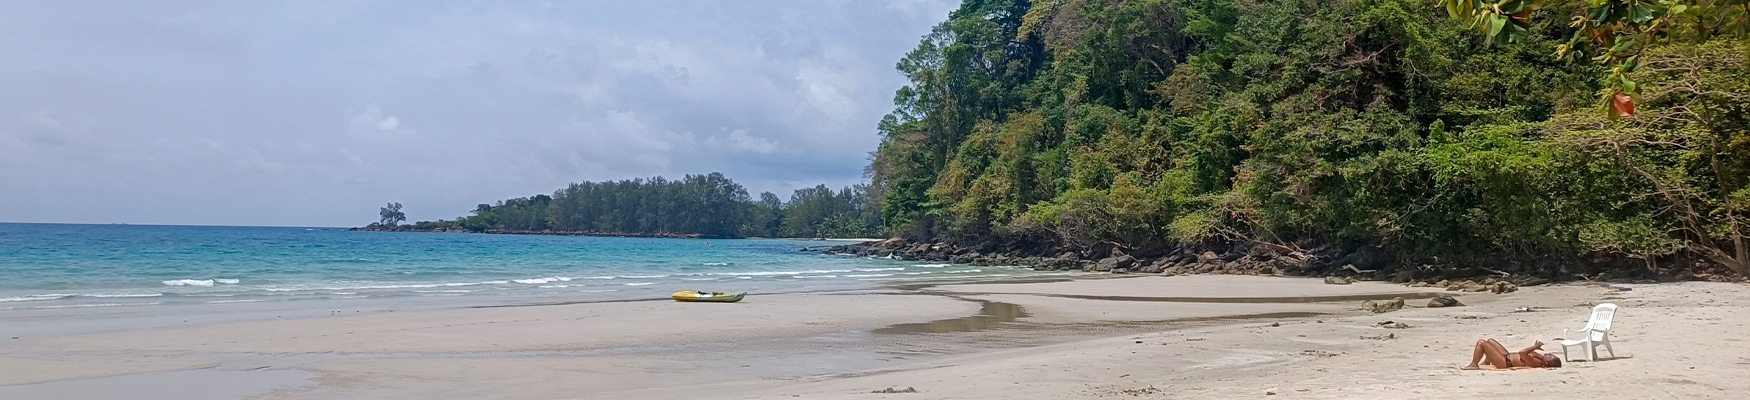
{"left": 869, "top": 0, "right": 1749, "bottom": 276}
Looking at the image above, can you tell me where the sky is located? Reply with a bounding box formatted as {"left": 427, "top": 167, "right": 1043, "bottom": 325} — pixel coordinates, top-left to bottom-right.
{"left": 0, "top": 0, "right": 957, "bottom": 227}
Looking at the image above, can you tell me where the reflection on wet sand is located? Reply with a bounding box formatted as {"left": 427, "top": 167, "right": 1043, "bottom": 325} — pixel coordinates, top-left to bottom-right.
{"left": 874, "top": 299, "right": 1029, "bottom": 335}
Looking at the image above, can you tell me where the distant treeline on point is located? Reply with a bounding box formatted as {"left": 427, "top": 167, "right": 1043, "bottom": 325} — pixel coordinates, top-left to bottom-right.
{"left": 362, "top": 172, "right": 881, "bottom": 239}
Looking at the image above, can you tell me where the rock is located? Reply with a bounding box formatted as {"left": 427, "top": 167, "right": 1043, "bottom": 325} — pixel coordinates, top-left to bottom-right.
{"left": 1435, "top": 279, "right": 1452, "bottom": 288}
{"left": 1393, "top": 270, "right": 1415, "bottom": 283}
{"left": 872, "top": 386, "right": 918, "bottom": 394}
{"left": 1138, "top": 263, "right": 1165, "bottom": 274}
{"left": 1517, "top": 277, "right": 1551, "bottom": 286}
{"left": 1376, "top": 320, "right": 1411, "bottom": 329}
{"left": 1097, "top": 255, "right": 1138, "bottom": 271}
{"left": 1409, "top": 281, "right": 1431, "bottom": 288}
{"left": 1427, "top": 295, "right": 1463, "bottom": 308}
{"left": 1490, "top": 282, "right": 1517, "bottom": 294}
{"left": 1198, "top": 251, "right": 1221, "bottom": 264}
{"left": 1364, "top": 297, "right": 1405, "bottom": 313}
{"left": 1323, "top": 276, "right": 1353, "bottom": 285}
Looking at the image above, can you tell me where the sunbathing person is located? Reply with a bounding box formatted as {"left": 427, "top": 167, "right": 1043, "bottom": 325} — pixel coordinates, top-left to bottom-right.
{"left": 1464, "top": 338, "right": 1562, "bottom": 370}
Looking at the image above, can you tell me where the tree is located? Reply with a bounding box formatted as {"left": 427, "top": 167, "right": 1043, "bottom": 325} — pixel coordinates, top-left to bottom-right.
{"left": 379, "top": 202, "right": 406, "bottom": 226}
{"left": 1444, "top": 0, "right": 1750, "bottom": 111}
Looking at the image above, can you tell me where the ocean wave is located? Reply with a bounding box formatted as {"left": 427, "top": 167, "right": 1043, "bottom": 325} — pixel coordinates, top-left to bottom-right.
{"left": 85, "top": 293, "right": 165, "bottom": 298}
{"left": 207, "top": 299, "right": 263, "bottom": 304}
{"left": 0, "top": 294, "right": 74, "bottom": 303}
{"left": 942, "top": 269, "right": 983, "bottom": 274}
{"left": 537, "top": 284, "right": 572, "bottom": 289}
{"left": 161, "top": 278, "right": 241, "bottom": 286}
{"left": 622, "top": 282, "right": 655, "bottom": 286}
{"left": 709, "top": 269, "right": 853, "bottom": 277}
{"left": 914, "top": 264, "right": 952, "bottom": 268}
{"left": 702, "top": 262, "right": 731, "bottom": 266}
{"left": 512, "top": 277, "right": 573, "bottom": 284}
{"left": 263, "top": 281, "right": 509, "bottom": 292}
{"left": 854, "top": 267, "right": 905, "bottom": 272}
{"left": 2, "top": 302, "right": 162, "bottom": 310}
{"left": 618, "top": 274, "right": 669, "bottom": 279}
{"left": 842, "top": 273, "right": 894, "bottom": 278}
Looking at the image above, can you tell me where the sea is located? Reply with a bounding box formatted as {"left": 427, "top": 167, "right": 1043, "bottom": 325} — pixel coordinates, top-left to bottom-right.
{"left": 0, "top": 223, "right": 1052, "bottom": 324}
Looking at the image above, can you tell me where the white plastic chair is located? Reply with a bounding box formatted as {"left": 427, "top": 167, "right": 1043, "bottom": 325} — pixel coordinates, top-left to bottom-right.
{"left": 1559, "top": 303, "right": 1618, "bottom": 362}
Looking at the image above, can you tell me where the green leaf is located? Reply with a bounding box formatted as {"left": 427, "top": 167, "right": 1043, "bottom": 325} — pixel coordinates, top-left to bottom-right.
{"left": 1487, "top": 14, "right": 1508, "bottom": 38}
{"left": 1669, "top": 4, "right": 1688, "bottom": 15}
{"left": 1629, "top": 4, "right": 1655, "bottom": 24}
{"left": 1501, "top": 0, "right": 1526, "bottom": 14}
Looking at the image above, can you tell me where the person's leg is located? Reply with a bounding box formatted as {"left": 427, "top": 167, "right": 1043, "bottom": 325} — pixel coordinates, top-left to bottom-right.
{"left": 1482, "top": 339, "right": 1512, "bottom": 367}
{"left": 1465, "top": 339, "right": 1509, "bottom": 369}
{"left": 1465, "top": 340, "right": 1488, "bottom": 369}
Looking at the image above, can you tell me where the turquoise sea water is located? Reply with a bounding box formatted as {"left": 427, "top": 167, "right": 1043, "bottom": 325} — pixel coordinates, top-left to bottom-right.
{"left": 0, "top": 223, "right": 1040, "bottom": 311}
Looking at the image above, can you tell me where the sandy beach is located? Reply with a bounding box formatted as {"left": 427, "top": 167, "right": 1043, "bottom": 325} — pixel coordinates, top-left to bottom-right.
{"left": 1, "top": 275, "right": 1744, "bottom": 399}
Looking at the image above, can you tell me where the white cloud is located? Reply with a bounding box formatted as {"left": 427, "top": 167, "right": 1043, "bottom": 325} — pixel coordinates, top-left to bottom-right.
{"left": 350, "top": 106, "right": 402, "bottom": 132}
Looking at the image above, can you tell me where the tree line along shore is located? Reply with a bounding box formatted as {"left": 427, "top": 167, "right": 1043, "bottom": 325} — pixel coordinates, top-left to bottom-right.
{"left": 367, "top": 0, "right": 1747, "bottom": 283}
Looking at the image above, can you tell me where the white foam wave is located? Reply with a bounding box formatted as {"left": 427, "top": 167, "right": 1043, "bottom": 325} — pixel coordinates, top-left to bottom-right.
{"left": 914, "top": 264, "right": 952, "bottom": 268}
{"left": 942, "top": 269, "right": 984, "bottom": 274}
{"left": 162, "top": 278, "right": 239, "bottom": 286}
{"left": 537, "top": 285, "right": 572, "bottom": 289}
{"left": 622, "top": 282, "right": 655, "bottom": 286}
{"left": 842, "top": 274, "right": 894, "bottom": 278}
{"left": 3, "top": 302, "right": 162, "bottom": 310}
{"left": 264, "top": 281, "right": 509, "bottom": 292}
{"left": 86, "top": 293, "right": 165, "bottom": 298}
{"left": 0, "top": 294, "right": 74, "bottom": 303}
{"left": 855, "top": 267, "right": 905, "bottom": 272}
{"left": 618, "top": 275, "right": 669, "bottom": 279}
{"left": 512, "top": 277, "right": 573, "bottom": 284}
{"left": 411, "top": 290, "right": 476, "bottom": 294}
{"left": 702, "top": 262, "right": 731, "bottom": 266}
{"left": 162, "top": 279, "right": 214, "bottom": 286}
{"left": 710, "top": 269, "right": 853, "bottom": 277}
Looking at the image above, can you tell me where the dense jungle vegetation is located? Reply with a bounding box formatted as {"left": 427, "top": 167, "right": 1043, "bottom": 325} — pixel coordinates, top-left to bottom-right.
{"left": 375, "top": 173, "right": 883, "bottom": 239}
{"left": 867, "top": 0, "right": 1749, "bottom": 275}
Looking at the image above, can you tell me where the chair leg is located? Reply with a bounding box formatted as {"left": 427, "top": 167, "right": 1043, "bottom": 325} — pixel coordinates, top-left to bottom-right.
{"left": 1585, "top": 342, "right": 1596, "bottom": 362}
{"left": 1562, "top": 345, "right": 1570, "bottom": 362}
{"left": 1602, "top": 340, "right": 1615, "bottom": 359}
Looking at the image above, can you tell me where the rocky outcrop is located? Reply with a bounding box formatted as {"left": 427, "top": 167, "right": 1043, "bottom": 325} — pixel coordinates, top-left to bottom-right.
{"left": 825, "top": 236, "right": 1701, "bottom": 287}
{"left": 1427, "top": 296, "right": 1463, "bottom": 308}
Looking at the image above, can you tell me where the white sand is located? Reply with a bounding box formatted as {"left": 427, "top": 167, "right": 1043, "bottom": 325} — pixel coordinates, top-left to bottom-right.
{"left": 1, "top": 275, "right": 1744, "bottom": 399}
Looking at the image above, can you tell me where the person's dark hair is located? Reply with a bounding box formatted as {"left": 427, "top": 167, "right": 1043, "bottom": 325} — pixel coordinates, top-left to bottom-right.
{"left": 1546, "top": 356, "right": 1562, "bottom": 368}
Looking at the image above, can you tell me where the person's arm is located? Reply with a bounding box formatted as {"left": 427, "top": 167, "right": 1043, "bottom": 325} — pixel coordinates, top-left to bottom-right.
{"left": 1516, "top": 341, "right": 1547, "bottom": 368}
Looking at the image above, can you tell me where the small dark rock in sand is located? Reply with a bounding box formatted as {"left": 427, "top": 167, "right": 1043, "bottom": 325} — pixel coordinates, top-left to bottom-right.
{"left": 1427, "top": 295, "right": 1463, "bottom": 308}
{"left": 1360, "top": 333, "right": 1398, "bottom": 340}
{"left": 1323, "top": 276, "right": 1352, "bottom": 285}
{"left": 872, "top": 386, "right": 918, "bottom": 394}
{"left": 1376, "top": 321, "right": 1411, "bottom": 329}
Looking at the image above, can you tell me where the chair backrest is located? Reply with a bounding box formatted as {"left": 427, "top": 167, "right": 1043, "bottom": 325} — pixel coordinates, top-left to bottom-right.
{"left": 1584, "top": 303, "right": 1617, "bottom": 337}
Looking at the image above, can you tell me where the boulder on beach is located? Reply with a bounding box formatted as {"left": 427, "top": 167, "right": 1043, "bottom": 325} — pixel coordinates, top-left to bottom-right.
{"left": 1426, "top": 295, "right": 1463, "bottom": 308}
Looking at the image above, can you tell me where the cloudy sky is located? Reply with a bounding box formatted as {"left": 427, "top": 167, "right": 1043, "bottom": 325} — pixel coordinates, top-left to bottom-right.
{"left": 0, "top": 0, "right": 956, "bottom": 226}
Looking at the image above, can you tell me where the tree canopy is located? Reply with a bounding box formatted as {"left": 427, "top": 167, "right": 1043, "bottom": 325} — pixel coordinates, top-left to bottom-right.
{"left": 868, "top": 0, "right": 1749, "bottom": 275}
{"left": 383, "top": 173, "right": 882, "bottom": 239}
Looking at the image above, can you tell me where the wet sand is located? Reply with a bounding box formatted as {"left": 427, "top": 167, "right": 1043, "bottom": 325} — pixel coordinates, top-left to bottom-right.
{"left": 1, "top": 275, "right": 1743, "bottom": 399}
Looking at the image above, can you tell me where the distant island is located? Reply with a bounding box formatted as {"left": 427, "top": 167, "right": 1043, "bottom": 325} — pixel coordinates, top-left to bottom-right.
{"left": 356, "top": 172, "right": 880, "bottom": 240}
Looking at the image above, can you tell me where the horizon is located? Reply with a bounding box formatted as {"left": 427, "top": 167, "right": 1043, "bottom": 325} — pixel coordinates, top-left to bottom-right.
{"left": 0, "top": 0, "right": 955, "bottom": 227}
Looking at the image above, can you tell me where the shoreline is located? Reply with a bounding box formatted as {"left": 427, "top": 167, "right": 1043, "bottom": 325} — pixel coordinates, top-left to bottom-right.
{"left": 1, "top": 275, "right": 1744, "bottom": 399}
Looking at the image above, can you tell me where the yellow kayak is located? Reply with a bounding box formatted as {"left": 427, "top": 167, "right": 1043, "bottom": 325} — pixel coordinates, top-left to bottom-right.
{"left": 672, "top": 290, "right": 746, "bottom": 303}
